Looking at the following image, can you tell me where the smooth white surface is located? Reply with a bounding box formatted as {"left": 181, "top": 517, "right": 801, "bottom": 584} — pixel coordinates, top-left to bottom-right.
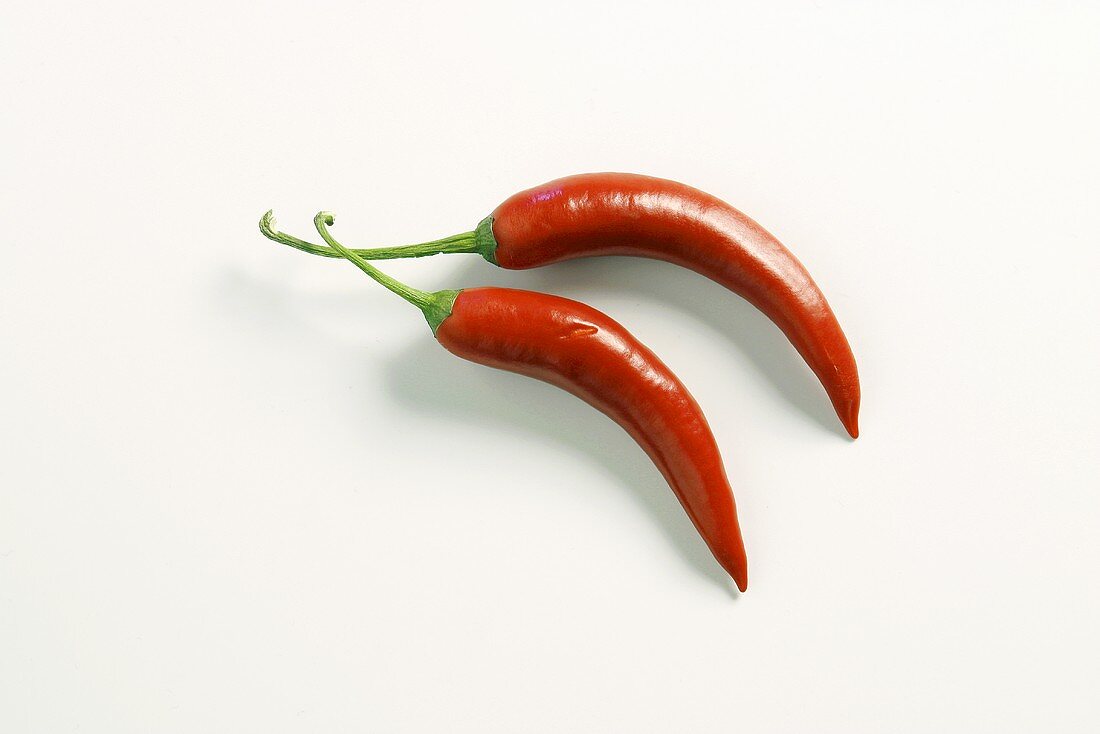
{"left": 2, "top": 2, "right": 1099, "bottom": 731}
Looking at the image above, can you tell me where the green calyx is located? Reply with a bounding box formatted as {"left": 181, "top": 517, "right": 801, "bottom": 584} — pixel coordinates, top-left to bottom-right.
{"left": 473, "top": 215, "right": 498, "bottom": 264}
{"left": 258, "top": 210, "right": 499, "bottom": 265}
{"left": 260, "top": 210, "right": 460, "bottom": 334}
{"left": 420, "top": 289, "right": 461, "bottom": 333}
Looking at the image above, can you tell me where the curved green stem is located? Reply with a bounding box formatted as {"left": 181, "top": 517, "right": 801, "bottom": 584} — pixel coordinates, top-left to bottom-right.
{"left": 259, "top": 211, "right": 497, "bottom": 263}
{"left": 259, "top": 210, "right": 459, "bottom": 333}
{"left": 259, "top": 210, "right": 336, "bottom": 258}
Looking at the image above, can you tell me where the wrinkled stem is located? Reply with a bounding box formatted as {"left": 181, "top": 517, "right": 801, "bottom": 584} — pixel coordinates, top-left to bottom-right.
{"left": 341, "top": 232, "right": 481, "bottom": 259}
{"left": 259, "top": 211, "right": 497, "bottom": 263}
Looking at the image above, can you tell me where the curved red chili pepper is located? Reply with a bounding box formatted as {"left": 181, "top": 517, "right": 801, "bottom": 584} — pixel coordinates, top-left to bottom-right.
{"left": 260, "top": 211, "right": 749, "bottom": 591}
{"left": 273, "top": 173, "right": 860, "bottom": 438}
{"left": 437, "top": 287, "right": 748, "bottom": 591}
{"left": 486, "top": 174, "right": 860, "bottom": 438}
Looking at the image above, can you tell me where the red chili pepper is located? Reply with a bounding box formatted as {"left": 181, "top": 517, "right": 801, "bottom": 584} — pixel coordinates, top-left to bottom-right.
{"left": 275, "top": 173, "right": 860, "bottom": 438}
{"left": 261, "top": 211, "right": 750, "bottom": 591}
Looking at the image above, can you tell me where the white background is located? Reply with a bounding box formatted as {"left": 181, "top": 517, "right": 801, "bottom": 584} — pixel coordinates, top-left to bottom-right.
{"left": 2, "top": 2, "right": 1098, "bottom": 731}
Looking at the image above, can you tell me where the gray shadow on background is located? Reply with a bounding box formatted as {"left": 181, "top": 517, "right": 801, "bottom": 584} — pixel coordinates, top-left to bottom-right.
{"left": 383, "top": 336, "right": 736, "bottom": 594}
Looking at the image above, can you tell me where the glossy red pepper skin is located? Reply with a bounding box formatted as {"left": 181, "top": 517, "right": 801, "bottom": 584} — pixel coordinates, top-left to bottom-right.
{"left": 487, "top": 173, "right": 860, "bottom": 438}
{"left": 435, "top": 287, "right": 749, "bottom": 591}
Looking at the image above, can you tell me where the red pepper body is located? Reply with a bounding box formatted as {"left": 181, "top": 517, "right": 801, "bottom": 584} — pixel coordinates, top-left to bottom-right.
{"left": 435, "top": 287, "right": 749, "bottom": 591}
{"left": 488, "top": 173, "right": 860, "bottom": 438}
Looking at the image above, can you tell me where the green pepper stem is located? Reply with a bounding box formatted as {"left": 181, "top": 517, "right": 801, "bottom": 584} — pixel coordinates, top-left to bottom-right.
{"left": 259, "top": 210, "right": 459, "bottom": 333}
{"left": 259, "top": 210, "right": 497, "bottom": 263}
